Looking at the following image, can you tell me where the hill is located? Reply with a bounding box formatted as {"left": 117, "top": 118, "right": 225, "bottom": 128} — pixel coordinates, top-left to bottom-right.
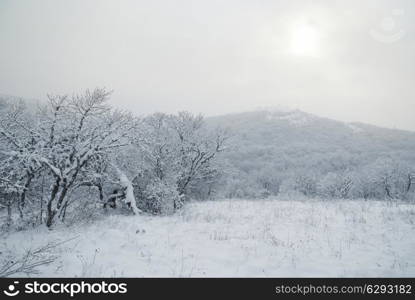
{"left": 206, "top": 109, "right": 415, "bottom": 199}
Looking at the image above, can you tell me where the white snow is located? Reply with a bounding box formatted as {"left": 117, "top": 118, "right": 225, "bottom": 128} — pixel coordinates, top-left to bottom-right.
{"left": 2, "top": 198, "right": 415, "bottom": 277}
{"left": 256, "top": 105, "right": 297, "bottom": 114}
{"left": 116, "top": 167, "right": 142, "bottom": 215}
{"left": 264, "top": 110, "right": 316, "bottom": 126}
{"left": 346, "top": 123, "right": 364, "bottom": 133}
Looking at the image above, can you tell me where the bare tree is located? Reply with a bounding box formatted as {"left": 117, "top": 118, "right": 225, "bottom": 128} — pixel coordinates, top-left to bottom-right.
{"left": 170, "top": 112, "right": 228, "bottom": 204}
{"left": 0, "top": 89, "right": 141, "bottom": 227}
{"left": 38, "top": 89, "right": 141, "bottom": 226}
{"left": 0, "top": 99, "right": 43, "bottom": 221}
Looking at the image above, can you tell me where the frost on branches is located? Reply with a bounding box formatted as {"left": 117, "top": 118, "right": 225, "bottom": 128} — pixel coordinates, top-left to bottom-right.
{"left": 0, "top": 89, "right": 142, "bottom": 227}
{"left": 0, "top": 89, "right": 228, "bottom": 228}
{"left": 130, "top": 112, "right": 228, "bottom": 214}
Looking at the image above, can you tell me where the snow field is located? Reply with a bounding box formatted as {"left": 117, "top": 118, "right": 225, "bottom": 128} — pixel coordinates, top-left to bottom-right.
{"left": 2, "top": 198, "right": 415, "bottom": 277}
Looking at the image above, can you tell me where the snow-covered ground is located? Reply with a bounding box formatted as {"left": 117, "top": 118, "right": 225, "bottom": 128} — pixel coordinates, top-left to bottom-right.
{"left": 2, "top": 199, "right": 415, "bottom": 277}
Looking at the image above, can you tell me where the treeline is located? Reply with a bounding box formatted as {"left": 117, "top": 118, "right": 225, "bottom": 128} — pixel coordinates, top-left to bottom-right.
{"left": 217, "top": 142, "right": 415, "bottom": 201}
{"left": 0, "top": 89, "right": 227, "bottom": 228}
{"left": 220, "top": 160, "right": 415, "bottom": 200}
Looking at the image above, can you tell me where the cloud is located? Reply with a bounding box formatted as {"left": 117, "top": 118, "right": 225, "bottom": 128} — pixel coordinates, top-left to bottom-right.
{"left": 0, "top": 0, "right": 414, "bottom": 130}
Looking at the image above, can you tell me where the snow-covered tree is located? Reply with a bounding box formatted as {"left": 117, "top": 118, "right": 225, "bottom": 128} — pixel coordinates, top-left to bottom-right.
{"left": 39, "top": 89, "right": 142, "bottom": 226}
{"left": 1, "top": 89, "right": 142, "bottom": 227}
{"left": 169, "top": 112, "right": 228, "bottom": 204}
{"left": 130, "top": 112, "right": 228, "bottom": 213}
{"left": 318, "top": 172, "right": 353, "bottom": 199}
{"left": 371, "top": 158, "right": 415, "bottom": 200}
{"left": 0, "top": 99, "right": 43, "bottom": 223}
{"left": 293, "top": 173, "right": 318, "bottom": 197}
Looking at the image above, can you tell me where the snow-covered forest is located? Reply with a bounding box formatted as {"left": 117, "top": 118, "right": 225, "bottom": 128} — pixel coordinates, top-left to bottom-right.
{"left": 1, "top": 90, "right": 415, "bottom": 277}
{"left": 0, "top": 89, "right": 228, "bottom": 229}
{"left": 209, "top": 110, "right": 415, "bottom": 201}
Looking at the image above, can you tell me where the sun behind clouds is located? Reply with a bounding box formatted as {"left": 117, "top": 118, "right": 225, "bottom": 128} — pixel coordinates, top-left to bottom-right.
{"left": 290, "top": 22, "right": 322, "bottom": 57}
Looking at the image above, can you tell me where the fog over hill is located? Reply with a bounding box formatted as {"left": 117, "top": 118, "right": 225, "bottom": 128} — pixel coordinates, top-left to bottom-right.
{"left": 207, "top": 108, "right": 415, "bottom": 151}
{"left": 206, "top": 108, "right": 415, "bottom": 199}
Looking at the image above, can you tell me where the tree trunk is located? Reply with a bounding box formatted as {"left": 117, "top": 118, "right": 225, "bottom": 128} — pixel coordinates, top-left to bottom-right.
{"left": 40, "top": 175, "right": 45, "bottom": 224}
{"left": 407, "top": 174, "right": 412, "bottom": 193}
{"left": 46, "top": 201, "right": 56, "bottom": 228}
{"left": 97, "top": 183, "right": 104, "bottom": 202}
{"left": 6, "top": 197, "right": 12, "bottom": 227}
{"left": 46, "top": 178, "right": 60, "bottom": 228}
{"left": 19, "top": 172, "right": 34, "bottom": 209}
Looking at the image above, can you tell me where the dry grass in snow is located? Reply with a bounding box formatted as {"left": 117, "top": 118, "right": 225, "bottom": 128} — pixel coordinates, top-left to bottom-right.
{"left": 1, "top": 198, "right": 415, "bottom": 277}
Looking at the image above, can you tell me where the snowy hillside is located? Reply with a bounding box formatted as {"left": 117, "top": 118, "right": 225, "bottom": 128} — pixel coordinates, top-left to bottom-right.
{"left": 2, "top": 199, "right": 414, "bottom": 277}
{"left": 206, "top": 109, "right": 415, "bottom": 199}
{"left": 207, "top": 108, "right": 415, "bottom": 150}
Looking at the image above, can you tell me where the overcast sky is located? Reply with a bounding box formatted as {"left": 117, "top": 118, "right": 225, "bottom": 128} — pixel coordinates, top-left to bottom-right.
{"left": 0, "top": 0, "right": 414, "bottom": 130}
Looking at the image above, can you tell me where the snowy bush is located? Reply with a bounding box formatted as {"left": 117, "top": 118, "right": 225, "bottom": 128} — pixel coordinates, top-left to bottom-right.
{"left": 293, "top": 174, "right": 318, "bottom": 197}
{"left": 318, "top": 172, "right": 353, "bottom": 199}
{"left": 140, "top": 180, "right": 181, "bottom": 215}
